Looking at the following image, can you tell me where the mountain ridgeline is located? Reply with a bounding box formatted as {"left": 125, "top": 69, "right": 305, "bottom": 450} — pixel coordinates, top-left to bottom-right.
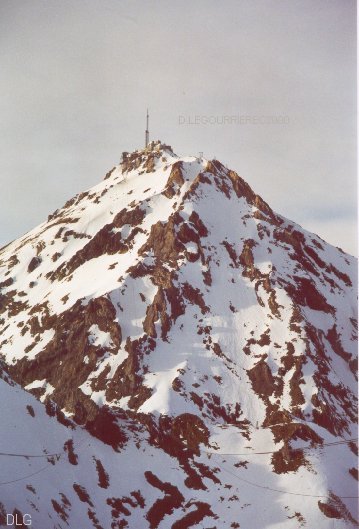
{"left": 0, "top": 141, "right": 357, "bottom": 528}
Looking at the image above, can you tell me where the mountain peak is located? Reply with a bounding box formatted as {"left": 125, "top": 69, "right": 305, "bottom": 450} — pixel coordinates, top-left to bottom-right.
{"left": 0, "top": 143, "right": 357, "bottom": 528}
{"left": 119, "top": 140, "right": 177, "bottom": 175}
{"left": 144, "top": 139, "right": 175, "bottom": 155}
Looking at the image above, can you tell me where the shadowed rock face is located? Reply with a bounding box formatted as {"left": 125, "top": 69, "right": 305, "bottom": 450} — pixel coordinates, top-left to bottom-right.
{"left": 0, "top": 142, "right": 357, "bottom": 528}
{"left": 247, "top": 359, "right": 276, "bottom": 397}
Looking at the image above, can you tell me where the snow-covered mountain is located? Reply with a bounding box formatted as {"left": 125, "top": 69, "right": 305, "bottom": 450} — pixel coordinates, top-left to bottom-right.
{"left": 0, "top": 140, "right": 357, "bottom": 528}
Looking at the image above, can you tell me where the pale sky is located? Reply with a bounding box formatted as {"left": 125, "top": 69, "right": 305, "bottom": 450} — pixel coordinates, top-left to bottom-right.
{"left": 0, "top": 0, "right": 357, "bottom": 255}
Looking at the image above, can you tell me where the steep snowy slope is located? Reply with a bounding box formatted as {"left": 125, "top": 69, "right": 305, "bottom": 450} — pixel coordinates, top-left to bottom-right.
{"left": 0, "top": 141, "right": 357, "bottom": 528}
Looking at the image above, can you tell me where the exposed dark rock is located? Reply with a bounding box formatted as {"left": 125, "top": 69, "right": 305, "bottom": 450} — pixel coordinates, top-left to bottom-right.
{"left": 86, "top": 407, "right": 127, "bottom": 449}
{"left": 172, "top": 501, "right": 215, "bottom": 528}
{"left": 106, "top": 335, "right": 155, "bottom": 410}
{"left": 0, "top": 277, "right": 13, "bottom": 288}
{"left": 286, "top": 276, "right": 334, "bottom": 314}
{"left": 49, "top": 206, "right": 146, "bottom": 281}
{"left": 27, "top": 256, "right": 42, "bottom": 273}
{"left": 94, "top": 458, "right": 110, "bottom": 488}
{"left": 73, "top": 483, "right": 93, "bottom": 506}
{"left": 9, "top": 296, "right": 123, "bottom": 433}
{"left": 64, "top": 439, "right": 78, "bottom": 465}
{"left": 145, "top": 471, "right": 184, "bottom": 529}
{"left": 162, "top": 161, "right": 185, "bottom": 198}
{"left": 247, "top": 359, "right": 275, "bottom": 397}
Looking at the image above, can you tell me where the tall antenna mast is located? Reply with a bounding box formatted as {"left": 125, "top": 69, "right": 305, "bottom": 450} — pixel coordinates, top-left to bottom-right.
{"left": 145, "top": 109, "right": 149, "bottom": 148}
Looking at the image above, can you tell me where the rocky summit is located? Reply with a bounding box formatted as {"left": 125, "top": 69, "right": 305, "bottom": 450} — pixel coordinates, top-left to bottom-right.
{"left": 0, "top": 140, "right": 357, "bottom": 528}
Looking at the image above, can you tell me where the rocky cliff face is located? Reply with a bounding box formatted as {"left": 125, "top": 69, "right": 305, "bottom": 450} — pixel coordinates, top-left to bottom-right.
{"left": 0, "top": 140, "right": 357, "bottom": 528}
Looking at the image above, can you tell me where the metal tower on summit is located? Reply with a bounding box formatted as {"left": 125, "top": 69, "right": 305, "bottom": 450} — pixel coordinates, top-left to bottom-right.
{"left": 145, "top": 109, "right": 149, "bottom": 147}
